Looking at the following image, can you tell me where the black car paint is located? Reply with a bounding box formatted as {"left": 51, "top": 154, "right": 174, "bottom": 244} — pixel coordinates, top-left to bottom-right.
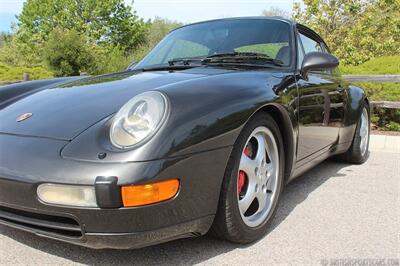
{"left": 0, "top": 17, "right": 367, "bottom": 249}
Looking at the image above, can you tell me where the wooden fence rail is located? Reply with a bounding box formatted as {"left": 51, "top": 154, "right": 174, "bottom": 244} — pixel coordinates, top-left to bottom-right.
{"left": 370, "top": 101, "right": 400, "bottom": 109}
{"left": 343, "top": 75, "right": 400, "bottom": 83}
{"left": 343, "top": 75, "right": 400, "bottom": 109}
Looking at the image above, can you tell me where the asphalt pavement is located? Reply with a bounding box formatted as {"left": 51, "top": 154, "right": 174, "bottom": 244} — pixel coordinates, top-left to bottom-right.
{"left": 0, "top": 149, "right": 399, "bottom": 265}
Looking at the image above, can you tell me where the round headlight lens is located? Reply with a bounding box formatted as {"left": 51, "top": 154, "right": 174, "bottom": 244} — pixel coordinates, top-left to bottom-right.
{"left": 110, "top": 91, "right": 168, "bottom": 149}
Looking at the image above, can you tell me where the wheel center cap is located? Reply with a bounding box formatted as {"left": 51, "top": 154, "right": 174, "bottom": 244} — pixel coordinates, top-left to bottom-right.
{"left": 258, "top": 165, "right": 267, "bottom": 181}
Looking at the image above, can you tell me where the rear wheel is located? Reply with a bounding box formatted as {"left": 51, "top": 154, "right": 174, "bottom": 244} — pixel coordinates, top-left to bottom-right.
{"left": 337, "top": 103, "right": 370, "bottom": 164}
{"left": 211, "top": 113, "right": 284, "bottom": 243}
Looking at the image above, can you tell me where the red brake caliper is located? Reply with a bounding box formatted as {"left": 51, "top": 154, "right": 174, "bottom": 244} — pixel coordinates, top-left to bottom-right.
{"left": 238, "top": 146, "right": 250, "bottom": 194}
{"left": 238, "top": 171, "right": 246, "bottom": 194}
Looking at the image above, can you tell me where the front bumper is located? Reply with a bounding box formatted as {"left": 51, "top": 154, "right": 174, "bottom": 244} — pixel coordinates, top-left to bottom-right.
{"left": 0, "top": 133, "right": 231, "bottom": 249}
{"left": 0, "top": 202, "right": 213, "bottom": 249}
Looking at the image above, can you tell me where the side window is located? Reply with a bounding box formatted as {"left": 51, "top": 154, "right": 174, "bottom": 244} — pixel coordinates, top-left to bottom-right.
{"left": 299, "top": 32, "right": 330, "bottom": 73}
{"left": 299, "top": 33, "right": 322, "bottom": 54}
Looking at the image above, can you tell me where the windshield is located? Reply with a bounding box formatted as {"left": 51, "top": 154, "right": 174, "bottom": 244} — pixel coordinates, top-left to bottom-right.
{"left": 134, "top": 19, "right": 293, "bottom": 69}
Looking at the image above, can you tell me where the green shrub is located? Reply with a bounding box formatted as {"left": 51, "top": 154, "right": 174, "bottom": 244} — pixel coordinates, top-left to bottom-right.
{"left": 371, "top": 108, "right": 400, "bottom": 132}
{"left": 88, "top": 45, "right": 138, "bottom": 75}
{"left": 43, "top": 28, "right": 95, "bottom": 76}
{"left": 371, "top": 114, "right": 380, "bottom": 124}
{"left": 386, "top": 121, "right": 400, "bottom": 131}
{"left": 0, "top": 62, "right": 53, "bottom": 81}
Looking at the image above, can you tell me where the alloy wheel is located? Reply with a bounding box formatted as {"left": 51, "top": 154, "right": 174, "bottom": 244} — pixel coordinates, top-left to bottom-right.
{"left": 359, "top": 108, "right": 369, "bottom": 156}
{"left": 237, "top": 126, "right": 279, "bottom": 227}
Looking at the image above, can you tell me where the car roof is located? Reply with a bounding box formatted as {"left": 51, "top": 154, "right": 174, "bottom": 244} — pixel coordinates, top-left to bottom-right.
{"left": 176, "top": 17, "right": 320, "bottom": 32}
{"left": 172, "top": 16, "right": 327, "bottom": 50}
{"left": 173, "top": 16, "right": 296, "bottom": 31}
{"left": 172, "top": 17, "right": 321, "bottom": 40}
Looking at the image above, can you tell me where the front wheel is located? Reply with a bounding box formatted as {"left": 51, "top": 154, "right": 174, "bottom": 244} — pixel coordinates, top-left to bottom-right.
{"left": 211, "top": 113, "right": 285, "bottom": 244}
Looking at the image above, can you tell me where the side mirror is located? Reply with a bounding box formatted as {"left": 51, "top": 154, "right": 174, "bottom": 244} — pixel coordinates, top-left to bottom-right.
{"left": 301, "top": 52, "right": 339, "bottom": 77}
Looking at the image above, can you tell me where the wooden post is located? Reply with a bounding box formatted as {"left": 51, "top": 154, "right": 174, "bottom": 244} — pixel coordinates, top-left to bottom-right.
{"left": 23, "top": 72, "right": 30, "bottom": 81}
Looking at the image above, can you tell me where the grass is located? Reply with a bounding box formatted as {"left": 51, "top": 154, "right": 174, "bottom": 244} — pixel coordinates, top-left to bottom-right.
{"left": 338, "top": 56, "right": 400, "bottom": 99}
{"left": 340, "top": 56, "right": 400, "bottom": 75}
{"left": 354, "top": 82, "right": 400, "bottom": 101}
{"left": 341, "top": 56, "right": 400, "bottom": 131}
{"left": 0, "top": 63, "right": 53, "bottom": 82}
{"left": 343, "top": 56, "right": 400, "bottom": 131}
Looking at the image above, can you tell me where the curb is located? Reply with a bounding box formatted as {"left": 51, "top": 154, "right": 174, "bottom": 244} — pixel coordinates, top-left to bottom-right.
{"left": 369, "top": 134, "right": 400, "bottom": 153}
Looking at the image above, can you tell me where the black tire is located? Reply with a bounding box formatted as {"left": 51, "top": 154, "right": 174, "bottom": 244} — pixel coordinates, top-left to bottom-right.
{"left": 336, "top": 102, "right": 370, "bottom": 164}
{"left": 211, "top": 112, "right": 285, "bottom": 244}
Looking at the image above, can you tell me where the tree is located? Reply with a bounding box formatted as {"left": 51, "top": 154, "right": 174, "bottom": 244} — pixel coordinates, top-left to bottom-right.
{"left": 1, "top": 0, "right": 151, "bottom": 74}
{"left": 43, "top": 28, "right": 94, "bottom": 76}
{"left": 0, "top": 32, "right": 13, "bottom": 48}
{"left": 262, "top": 7, "right": 290, "bottom": 18}
{"left": 17, "top": 0, "right": 148, "bottom": 51}
{"left": 145, "top": 17, "right": 182, "bottom": 47}
{"left": 341, "top": 0, "right": 400, "bottom": 64}
{"left": 131, "top": 17, "right": 183, "bottom": 62}
{"left": 293, "top": 0, "right": 400, "bottom": 65}
{"left": 0, "top": 26, "right": 44, "bottom": 66}
{"left": 90, "top": 17, "right": 183, "bottom": 75}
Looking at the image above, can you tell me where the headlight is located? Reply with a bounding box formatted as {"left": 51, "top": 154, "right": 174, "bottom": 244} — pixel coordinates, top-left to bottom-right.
{"left": 37, "top": 184, "right": 97, "bottom": 207}
{"left": 110, "top": 91, "right": 169, "bottom": 149}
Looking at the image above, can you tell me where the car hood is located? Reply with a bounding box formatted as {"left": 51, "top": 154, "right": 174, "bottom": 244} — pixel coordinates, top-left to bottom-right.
{"left": 0, "top": 68, "right": 233, "bottom": 140}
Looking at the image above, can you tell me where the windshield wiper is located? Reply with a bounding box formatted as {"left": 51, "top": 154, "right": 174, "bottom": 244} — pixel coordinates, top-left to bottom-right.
{"left": 168, "top": 52, "right": 284, "bottom": 67}
{"left": 135, "top": 64, "right": 197, "bottom": 72}
{"left": 202, "top": 52, "right": 284, "bottom": 67}
{"left": 168, "top": 56, "right": 204, "bottom": 66}
{"left": 205, "top": 52, "right": 266, "bottom": 59}
{"left": 139, "top": 52, "right": 285, "bottom": 71}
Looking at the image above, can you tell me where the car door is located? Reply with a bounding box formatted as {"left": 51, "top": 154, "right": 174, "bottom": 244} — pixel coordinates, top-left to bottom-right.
{"left": 296, "top": 31, "right": 345, "bottom": 161}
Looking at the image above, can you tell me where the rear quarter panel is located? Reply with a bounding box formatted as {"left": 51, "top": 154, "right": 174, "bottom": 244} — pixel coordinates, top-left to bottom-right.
{"left": 338, "top": 84, "right": 368, "bottom": 146}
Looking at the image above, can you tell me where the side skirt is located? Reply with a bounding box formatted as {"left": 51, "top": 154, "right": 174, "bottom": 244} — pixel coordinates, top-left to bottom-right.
{"left": 288, "top": 141, "right": 352, "bottom": 183}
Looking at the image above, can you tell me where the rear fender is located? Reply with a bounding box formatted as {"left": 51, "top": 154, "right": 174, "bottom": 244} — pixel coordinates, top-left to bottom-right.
{"left": 339, "top": 84, "right": 368, "bottom": 146}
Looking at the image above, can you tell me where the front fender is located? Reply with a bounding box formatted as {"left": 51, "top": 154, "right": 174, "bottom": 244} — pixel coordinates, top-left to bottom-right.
{"left": 0, "top": 77, "right": 85, "bottom": 109}
{"left": 62, "top": 72, "right": 288, "bottom": 163}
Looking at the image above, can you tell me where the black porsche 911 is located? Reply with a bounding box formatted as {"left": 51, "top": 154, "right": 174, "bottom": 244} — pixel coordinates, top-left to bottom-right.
{"left": 0, "top": 17, "right": 370, "bottom": 249}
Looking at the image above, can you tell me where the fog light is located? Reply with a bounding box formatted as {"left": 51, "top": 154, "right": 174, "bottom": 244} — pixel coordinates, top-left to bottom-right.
{"left": 37, "top": 183, "right": 97, "bottom": 207}
{"left": 121, "top": 179, "right": 179, "bottom": 207}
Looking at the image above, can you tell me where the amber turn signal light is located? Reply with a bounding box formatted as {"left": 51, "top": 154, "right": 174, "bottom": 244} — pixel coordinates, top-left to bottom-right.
{"left": 121, "top": 179, "right": 180, "bottom": 207}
